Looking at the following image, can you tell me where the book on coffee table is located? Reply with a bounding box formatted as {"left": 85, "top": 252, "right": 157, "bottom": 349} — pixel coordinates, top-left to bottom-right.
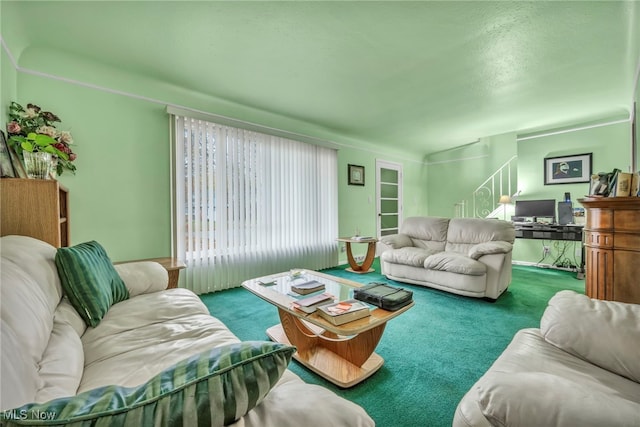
{"left": 316, "top": 299, "right": 371, "bottom": 325}
{"left": 292, "top": 292, "right": 334, "bottom": 314}
{"left": 291, "top": 280, "right": 325, "bottom": 295}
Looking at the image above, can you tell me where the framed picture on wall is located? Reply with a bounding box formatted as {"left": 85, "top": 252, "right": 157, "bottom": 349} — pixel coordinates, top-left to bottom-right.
{"left": 544, "top": 153, "right": 592, "bottom": 185}
{"left": 348, "top": 164, "right": 365, "bottom": 186}
{"left": 0, "top": 130, "right": 16, "bottom": 178}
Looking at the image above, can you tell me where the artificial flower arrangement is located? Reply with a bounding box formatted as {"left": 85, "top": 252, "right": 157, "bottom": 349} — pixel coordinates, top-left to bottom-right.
{"left": 6, "top": 101, "right": 77, "bottom": 175}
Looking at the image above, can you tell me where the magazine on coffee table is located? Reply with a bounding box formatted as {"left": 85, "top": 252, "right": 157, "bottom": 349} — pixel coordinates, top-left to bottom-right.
{"left": 316, "top": 299, "right": 371, "bottom": 325}
{"left": 291, "top": 292, "right": 334, "bottom": 314}
{"left": 291, "top": 280, "right": 326, "bottom": 295}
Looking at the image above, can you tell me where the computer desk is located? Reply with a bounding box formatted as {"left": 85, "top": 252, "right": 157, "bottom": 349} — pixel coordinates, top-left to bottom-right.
{"left": 513, "top": 223, "right": 585, "bottom": 278}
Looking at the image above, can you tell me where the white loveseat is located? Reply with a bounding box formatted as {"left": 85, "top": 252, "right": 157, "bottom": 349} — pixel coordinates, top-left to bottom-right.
{"left": 379, "top": 217, "right": 515, "bottom": 300}
{"left": 453, "top": 290, "right": 640, "bottom": 426}
{"left": 0, "top": 235, "right": 374, "bottom": 426}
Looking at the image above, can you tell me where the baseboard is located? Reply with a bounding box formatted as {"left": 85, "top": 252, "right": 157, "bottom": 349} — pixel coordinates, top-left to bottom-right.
{"left": 512, "top": 260, "right": 552, "bottom": 268}
{"left": 512, "top": 260, "right": 582, "bottom": 273}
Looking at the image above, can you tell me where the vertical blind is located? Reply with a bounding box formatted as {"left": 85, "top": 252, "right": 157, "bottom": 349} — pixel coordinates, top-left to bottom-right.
{"left": 172, "top": 114, "right": 339, "bottom": 294}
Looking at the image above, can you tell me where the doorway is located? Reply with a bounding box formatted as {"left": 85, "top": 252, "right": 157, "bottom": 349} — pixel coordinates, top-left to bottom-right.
{"left": 376, "top": 160, "right": 403, "bottom": 237}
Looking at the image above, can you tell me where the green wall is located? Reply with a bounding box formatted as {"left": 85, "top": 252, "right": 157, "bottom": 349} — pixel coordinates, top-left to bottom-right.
{"left": 15, "top": 71, "right": 173, "bottom": 261}
{"left": 3, "top": 42, "right": 430, "bottom": 265}
{"left": 425, "top": 115, "right": 633, "bottom": 267}
{"left": 427, "top": 116, "right": 631, "bottom": 264}
{"left": 337, "top": 147, "right": 428, "bottom": 263}
{"left": 1, "top": 41, "right": 17, "bottom": 130}
{"left": 2, "top": 23, "right": 635, "bottom": 271}
{"left": 426, "top": 133, "right": 517, "bottom": 218}
{"left": 513, "top": 121, "right": 631, "bottom": 266}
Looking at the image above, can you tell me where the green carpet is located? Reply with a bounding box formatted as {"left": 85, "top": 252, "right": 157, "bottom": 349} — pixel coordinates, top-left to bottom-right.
{"left": 200, "top": 260, "right": 584, "bottom": 427}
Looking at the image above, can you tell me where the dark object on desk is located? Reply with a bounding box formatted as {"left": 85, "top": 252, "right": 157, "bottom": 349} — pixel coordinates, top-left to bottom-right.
{"left": 514, "top": 223, "right": 585, "bottom": 279}
{"left": 354, "top": 282, "right": 413, "bottom": 311}
{"left": 514, "top": 199, "right": 556, "bottom": 224}
{"left": 514, "top": 223, "right": 583, "bottom": 241}
{"left": 558, "top": 201, "right": 573, "bottom": 225}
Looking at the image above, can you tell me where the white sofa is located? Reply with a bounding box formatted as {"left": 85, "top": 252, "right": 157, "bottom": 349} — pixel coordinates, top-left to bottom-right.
{"left": 0, "top": 235, "right": 374, "bottom": 426}
{"left": 453, "top": 290, "right": 640, "bottom": 427}
{"left": 379, "top": 217, "right": 515, "bottom": 300}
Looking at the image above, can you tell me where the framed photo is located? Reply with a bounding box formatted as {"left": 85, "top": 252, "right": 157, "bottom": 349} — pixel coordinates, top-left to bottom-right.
{"left": 544, "top": 153, "right": 592, "bottom": 185}
{"left": 348, "top": 164, "right": 365, "bottom": 186}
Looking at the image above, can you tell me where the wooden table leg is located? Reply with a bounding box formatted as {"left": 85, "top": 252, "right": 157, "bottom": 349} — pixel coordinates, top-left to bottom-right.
{"left": 266, "top": 309, "right": 386, "bottom": 388}
{"left": 345, "top": 241, "right": 376, "bottom": 274}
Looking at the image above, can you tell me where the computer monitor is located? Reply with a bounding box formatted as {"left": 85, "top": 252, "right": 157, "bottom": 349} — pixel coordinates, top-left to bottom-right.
{"left": 514, "top": 199, "right": 556, "bottom": 223}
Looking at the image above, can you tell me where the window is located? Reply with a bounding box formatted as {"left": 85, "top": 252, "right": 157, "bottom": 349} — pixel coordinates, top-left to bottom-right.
{"left": 171, "top": 114, "right": 338, "bottom": 293}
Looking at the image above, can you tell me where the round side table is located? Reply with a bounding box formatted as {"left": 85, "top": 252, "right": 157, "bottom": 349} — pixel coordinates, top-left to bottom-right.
{"left": 336, "top": 237, "right": 378, "bottom": 274}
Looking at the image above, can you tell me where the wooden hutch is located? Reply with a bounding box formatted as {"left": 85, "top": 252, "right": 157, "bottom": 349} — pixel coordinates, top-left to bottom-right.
{"left": 579, "top": 196, "right": 640, "bottom": 304}
{"left": 1, "top": 177, "right": 186, "bottom": 288}
{"left": 1, "top": 178, "right": 69, "bottom": 247}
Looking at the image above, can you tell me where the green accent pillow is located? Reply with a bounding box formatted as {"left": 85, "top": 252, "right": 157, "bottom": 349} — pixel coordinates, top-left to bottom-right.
{"left": 0, "top": 341, "right": 296, "bottom": 427}
{"left": 55, "top": 241, "right": 129, "bottom": 327}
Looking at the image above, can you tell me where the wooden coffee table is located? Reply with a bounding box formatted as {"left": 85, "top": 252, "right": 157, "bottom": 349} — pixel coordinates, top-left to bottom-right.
{"left": 242, "top": 270, "right": 413, "bottom": 388}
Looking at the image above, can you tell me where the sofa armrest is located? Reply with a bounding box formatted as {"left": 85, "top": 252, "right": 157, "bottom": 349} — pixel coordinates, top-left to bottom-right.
{"left": 114, "top": 262, "right": 168, "bottom": 297}
{"left": 541, "top": 290, "right": 640, "bottom": 383}
{"left": 468, "top": 241, "right": 512, "bottom": 260}
{"left": 380, "top": 233, "right": 413, "bottom": 249}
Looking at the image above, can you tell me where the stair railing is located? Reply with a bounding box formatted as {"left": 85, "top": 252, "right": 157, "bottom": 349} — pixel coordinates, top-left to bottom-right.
{"left": 454, "top": 155, "right": 517, "bottom": 218}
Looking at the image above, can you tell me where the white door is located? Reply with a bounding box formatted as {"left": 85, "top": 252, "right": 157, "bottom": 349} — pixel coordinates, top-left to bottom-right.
{"left": 376, "top": 160, "right": 403, "bottom": 237}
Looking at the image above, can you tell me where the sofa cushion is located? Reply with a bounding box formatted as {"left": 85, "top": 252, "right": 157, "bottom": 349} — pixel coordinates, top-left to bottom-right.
{"left": 1, "top": 243, "right": 60, "bottom": 410}
{"left": 114, "top": 261, "right": 168, "bottom": 297}
{"left": 242, "top": 370, "right": 375, "bottom": 426}
{"left": 0, "top": 236, "right": 64, "bottom": 305}
{"left": 400, "top": 216, "right": 450, "bottom": 240}
{"left": 467, "top": 241, "right": 513, "bottom": 260}
{"left": 34, "top": 320, "right": 84, "bottom": 404}
{"left": 79, "top": 288, "right": 241, "bottom": 391}
{"left": 424, "top": 252, "right": 486, "bottom": 276}
{"left": 399, "top": 216, "right": 449, "bottom": 251}
{"left": 448, "top": 218, "right": 516, "bottom": 244}
{"left": 379, "top": 233, "right": 413, "bottom": 249}
{"left": 478, "top": 370, "right": 640, "bottom": 427}
{"left": 0, "top": 341, "right": 296, "bottom": 427}
{"left": 455, "top": 328, "right": 640, "bottom": 427}
{"left": 541, "top": 290, "right": 640, "bottom": 383}
{"left": 55, "top": 241, "right": 130, "bottom": 328}
{"left": 381, "top": 247, "right": 440, "bottom": 267}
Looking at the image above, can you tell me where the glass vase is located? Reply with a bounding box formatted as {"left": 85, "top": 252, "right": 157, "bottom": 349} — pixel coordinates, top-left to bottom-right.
{"left": 23, "top": 151, "right": 53, "bottom": 180}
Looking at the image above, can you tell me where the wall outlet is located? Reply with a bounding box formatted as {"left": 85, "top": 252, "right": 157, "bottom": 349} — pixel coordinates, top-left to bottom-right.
{"left": 340, "top": 245, "right": 346, "bottom": 252}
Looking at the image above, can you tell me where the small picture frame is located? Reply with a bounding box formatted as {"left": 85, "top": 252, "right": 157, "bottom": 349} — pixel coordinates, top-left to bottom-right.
{"left": 0, "top": 130, "right": 16, "bottom": 178}
{"left": 544, "top": 153, "right": 592, "bottom": 185}
{"left": 348, "top": 164, "right": 365, "bottom": 186}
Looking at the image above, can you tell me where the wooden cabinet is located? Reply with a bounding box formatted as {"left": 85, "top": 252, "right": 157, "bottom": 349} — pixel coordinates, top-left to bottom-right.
{"left": 1, "top": 178, "right": 69, "bottom": 247}
{"left": 579, "top": 197, "right": 640, "bottom": 304}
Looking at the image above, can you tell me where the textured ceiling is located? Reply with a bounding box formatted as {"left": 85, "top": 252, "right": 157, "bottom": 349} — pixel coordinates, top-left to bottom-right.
{"left": 3, "top": 1, "right": 640, "bottom": 156}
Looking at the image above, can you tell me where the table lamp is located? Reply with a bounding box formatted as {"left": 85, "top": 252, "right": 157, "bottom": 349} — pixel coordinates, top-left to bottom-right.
{"left": 499, "top": 195, "right": 511, "bottom": 220}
